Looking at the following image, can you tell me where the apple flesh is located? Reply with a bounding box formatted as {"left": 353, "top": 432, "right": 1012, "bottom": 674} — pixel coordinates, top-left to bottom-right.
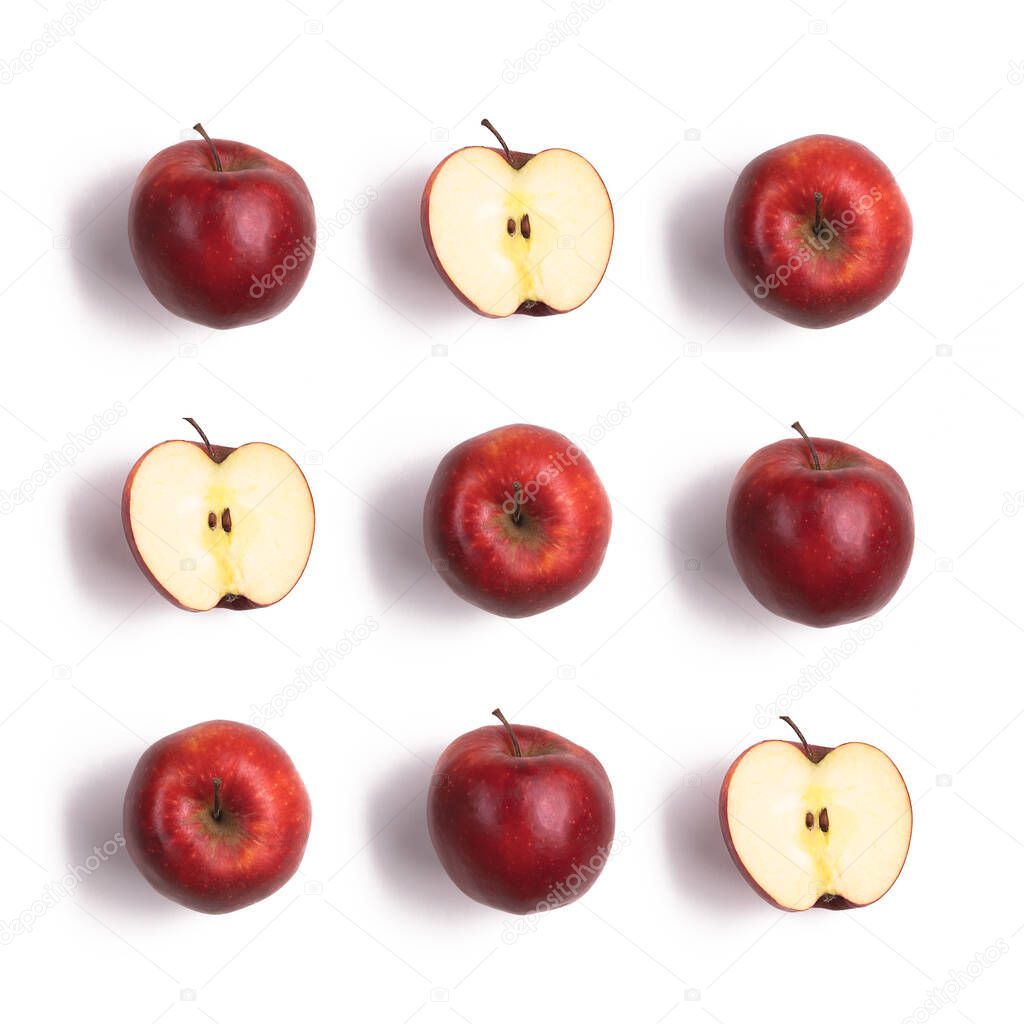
{"left": 129, "top": 123, "right": 316, "bottom": 329}
{"left": 428, "top": 710, "right": 615, "bottom": 914}
{"left": 123, "top": 720, "right": 312, "bottom": 914}
{"left": 727, "top": 423, "right": 913, "bottom": 627}
{"left": 421, "top": 120, "right": 614, "bottom": 317}
{"left": 122, "top": 419, "right": 315, "bottom": 611}
{"left": 423, "top": 423, "right": 612, "bottom": 617}
{"left": 720, "top": 718, "right": 912, "bottom": 911}
{"left": 724, "top": 134, "right": 912, "bottom": 328}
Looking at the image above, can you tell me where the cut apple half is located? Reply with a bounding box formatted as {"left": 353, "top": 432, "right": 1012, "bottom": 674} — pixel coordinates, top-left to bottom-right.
{"left": 421, "top": 120, "right": 614, "bottom": 317}
{"left": 122, "top": 420, "right": 315, "bottom": 611}
{"left": 720, "top": 721, "right": 911, "bottom": 911}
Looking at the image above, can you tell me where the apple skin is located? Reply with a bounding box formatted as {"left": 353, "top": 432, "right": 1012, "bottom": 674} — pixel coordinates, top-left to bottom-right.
{"left": 129, "top": 135, "right": 316, "bottom": 329}
{"left": 120, "top": 437, "right": 314, "bottom": 612}
{"left": 719, "top": 738, "right": 911, "bottom": 911}
{"left": 423, "top": 423, "right": 612, "bottom": 617}
{"left": 727, "top": 434, "right": 913, "bottom": 627}
{"left": 724, "top": 134, "right": 911, "bottom": 328}
{"left": 428, "top": 718, "right": 615, "bottom": 914}
{"left": 123, "top": 720, "right": 312, "bottom": 914}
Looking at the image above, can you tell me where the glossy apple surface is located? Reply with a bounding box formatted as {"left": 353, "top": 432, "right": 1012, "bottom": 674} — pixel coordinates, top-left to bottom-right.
{"left": 428, "top": 711, "right": 615, "bottom": 914}
{"left": 720, "top": 718, "right": 911, "bottom": 911}
{"left": 423, "top": 423, "right": 612, "bottom": 617}
{"left": 123, "top": 720, "right": 312, "bottom": 913}
{"left": 421, "top": 120, "right": 613, "bottom": 317}
{"left": 122, "top": 419, "right": 315, "bottom": 611}
{"left": 129, "top": 125, "right": 316, "bottom": 329}
{"left": 727, "top": 424, "right": 913, "bottom": 627}
{"left": 724, "top": 134, "right": 911, "bottom": 328}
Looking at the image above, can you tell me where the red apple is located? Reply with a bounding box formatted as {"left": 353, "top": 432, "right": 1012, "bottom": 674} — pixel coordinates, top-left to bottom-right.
{"left": 123, "top": 720, "right": 312, "bottom": 913}
{"left": 423, "top": 423, "right": 612, "bottom": 617}
{"left": 421, "top": 119, "right": 614, "bottom": 317}
{"left": 724, "top": 134, "right": 912, "bottom": 328}
{"left": 720, "top": 717, "right": 912, "bottom": 911}
{"left": 727, "top": 422, "right": 913, "bottom": 627}
{"left": 428, "top": 709, "right": 615, "bottom": 914}
{"left": 129, "top": 123, "right": 316, "bottom": 329}
{"left": 122, "top": 418, "right": 315, "bottom": 611}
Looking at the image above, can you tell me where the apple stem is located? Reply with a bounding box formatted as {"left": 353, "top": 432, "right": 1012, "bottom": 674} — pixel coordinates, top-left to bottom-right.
{"left": 183, "top": 417, "right": 215, "bottom": 459}
{"left": 481, "top": 119, "right": 512, "bottom": 164}
{"left": 193, "top": 122, "right": 223, "bottom": 173}
{"left": 812, "top": 191, "right": 824, "bottom": 237}
{"left": 511, "top": 482, "right": 523, "bottom": 526}
{"left": 780, "top": 715, "right": 812, "bottom": 759}
{"left": 211, "top": 777, "right": 223, "bottom": 821}
{"left": 492, "top": 708, "right": 523, "bottom": 758}
{"left": 790, "top": 421, "right": 822, "bottom": 471}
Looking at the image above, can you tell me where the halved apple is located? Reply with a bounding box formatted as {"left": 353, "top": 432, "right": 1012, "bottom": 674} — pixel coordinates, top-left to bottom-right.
{"left": 421, "top": 120, "right": 614, "bottom": 317}
{"left": 122, "top": 419, "right": 315, "bottom": 611}
{"left": 719, "top": 718, "right": 911, "bottom": 911}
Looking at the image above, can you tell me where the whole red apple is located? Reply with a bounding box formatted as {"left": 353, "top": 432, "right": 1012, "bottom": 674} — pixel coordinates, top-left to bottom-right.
{"left": 428, "top": 709, "right": 615, "bottom": 914}
{"left": 421, "top": 119, "right": 614, "bottom": 317}
{"left": 727, "top": 423, "right": 913, "bottom": 627}
{"left": 123, "top": 720, "right": 312, "bottom": 913}
{"left": 724, "top": 134, "right": 911, "bottom": 328}
{"left": 129, "top": 123, "right": 316, "bottom": 329}
{"left": 720, "top": 716, "right": 911, "bottom": 911}
{"left": 423, "top": 423, "right": 612, "bottom": 617}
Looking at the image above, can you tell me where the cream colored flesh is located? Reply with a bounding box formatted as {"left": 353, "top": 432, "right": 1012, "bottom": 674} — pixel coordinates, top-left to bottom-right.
{"left": 426, "top": 146, "right": 613, "bottom": 316}
{"left": 127, "top": 441, "right": 314, "bottom": 610}
{"left": 724, "top": 741, "right": 911, "bottom": 910}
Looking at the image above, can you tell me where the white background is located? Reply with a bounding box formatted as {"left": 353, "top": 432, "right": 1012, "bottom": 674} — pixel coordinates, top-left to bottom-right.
{"left": 0, "top": 0, "right": 1022, "bottom": 1020}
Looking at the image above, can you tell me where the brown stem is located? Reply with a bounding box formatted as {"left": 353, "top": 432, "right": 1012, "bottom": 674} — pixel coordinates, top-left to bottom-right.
{"left": 511, "top": 482, "right": 523, "bottom": 526}
{"left": 193, "top": 123, "right": 223, "bottom": 173}
{"left": 813, "top": 191, "right": 824, "bottom": 237}
{"left": 481, "top": 119, "right": 512, "bottom": 163}
{"left": 211, "top": 777, "right": 223, "bottom": 821}
{"left": 184, "top": 417, "right": 215, "bottom": 459}
{"left": 492, "top": 708, "right": 523, "bottom": 757}
{"left": 780, "top": 715, "right": 811, "bottom": 759}
{"left": 790, "top": 421, "right": 822, "bottom": 471}
{"left": 221, "top": 508, "right": 232, "bottom": 533}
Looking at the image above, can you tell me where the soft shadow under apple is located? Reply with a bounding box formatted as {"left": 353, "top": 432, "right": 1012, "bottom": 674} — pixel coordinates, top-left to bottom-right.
{"left": 365, "top": 755, "right": 480, "bottom": 919}
{"left": 364, "top": 467, "right": 477, "bottom": 622}
{"left": 663, "top": 773, "right": 755, "bottom": 913}
{"left": 68, "top": 164, "right": 176, "bottom": 337}
{"left": 63, "top": 753, "right": 175, "bottom": 918}
{"left": 64, "top": 460, "right": 160, "bottom": 615}
{"left": 362, "top": 161, "right": 473, "bottom": 330}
